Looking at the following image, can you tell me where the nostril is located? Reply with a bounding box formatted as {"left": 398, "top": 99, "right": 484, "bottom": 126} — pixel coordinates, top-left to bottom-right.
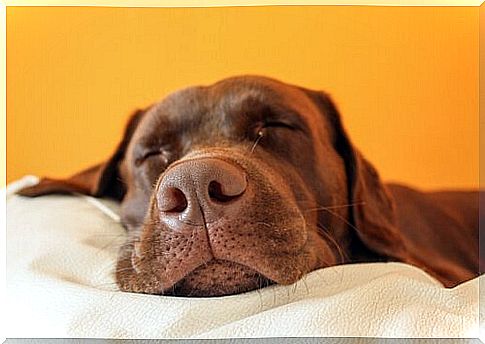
{"left": 208, "top": 180, "right": 242, "bottom": 203}
{"left": 158, "top": 187, "right": 188, "bottom": 213}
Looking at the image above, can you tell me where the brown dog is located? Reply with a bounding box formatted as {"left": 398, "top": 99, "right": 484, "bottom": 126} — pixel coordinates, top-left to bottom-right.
{"left": 18, "top": 75, "right": 480, "bottom": 296}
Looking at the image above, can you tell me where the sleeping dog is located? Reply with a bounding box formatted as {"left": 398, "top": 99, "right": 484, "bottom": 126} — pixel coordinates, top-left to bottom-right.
{"left": 18, "top": 75, "right": 480, "bottom": 296}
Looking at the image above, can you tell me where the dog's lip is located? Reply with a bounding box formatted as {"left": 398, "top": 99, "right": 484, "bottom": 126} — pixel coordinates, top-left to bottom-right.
{"left": 140, "top": 218, "right": 310, "bottom": 291}
{"left": 155, "top": 239, "right": 310, "bottom": 293}
{"left": 162, "top": 258, "right": 275, "bottom": 297}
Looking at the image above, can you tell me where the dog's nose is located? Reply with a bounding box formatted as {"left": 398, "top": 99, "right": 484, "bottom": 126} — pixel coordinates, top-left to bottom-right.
{"left": 156, "top": 158, "right": 247, "bottom": 226}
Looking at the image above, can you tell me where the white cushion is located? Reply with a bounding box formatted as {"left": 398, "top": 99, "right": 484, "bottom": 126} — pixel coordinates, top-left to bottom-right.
{"left": 5, "top": 176, "right": 480, "bottom": 339}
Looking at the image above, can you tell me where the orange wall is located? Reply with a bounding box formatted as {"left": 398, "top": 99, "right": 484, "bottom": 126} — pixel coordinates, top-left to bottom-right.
{"left": 7, "top": 6, "right": 478, "bottom": 190}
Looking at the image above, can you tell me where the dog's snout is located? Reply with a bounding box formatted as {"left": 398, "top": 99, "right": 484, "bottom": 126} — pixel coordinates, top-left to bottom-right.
{"left": 156, "top": 158, "right": 247, "bottom": 226}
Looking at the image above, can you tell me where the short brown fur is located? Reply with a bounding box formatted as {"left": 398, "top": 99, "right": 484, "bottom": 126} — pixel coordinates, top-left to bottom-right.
{"left": 18, "top": 76, "right": 480, "bottom": 296}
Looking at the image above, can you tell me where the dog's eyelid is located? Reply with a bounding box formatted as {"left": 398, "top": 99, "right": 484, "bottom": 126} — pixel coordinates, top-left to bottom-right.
{"left": 261, "top": 117, "right": 309, "bottom": 134}
{"left": 262, "top": 108, "right": 307, "bottom": 132}
{"left": 137, "top": 142, "right": 171, "bottom": 155}
{"left": 134, "top": 147, "right": 170, "bottom": 166}
{"left": 263, "top": 120, "right": 297, "bottom": 130}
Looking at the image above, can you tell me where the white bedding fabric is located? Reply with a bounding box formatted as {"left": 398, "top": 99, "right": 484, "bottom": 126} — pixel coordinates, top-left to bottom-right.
{"left": 5, "top": 176, "right": 481, "bottom": 339}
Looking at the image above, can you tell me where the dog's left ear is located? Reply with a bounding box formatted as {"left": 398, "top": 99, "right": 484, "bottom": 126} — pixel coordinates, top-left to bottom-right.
{"left": 17, "top": 108, "right": 146, "bottom": 200}
{"left": 303, "top": 88, "right": 411, "bottom": 263}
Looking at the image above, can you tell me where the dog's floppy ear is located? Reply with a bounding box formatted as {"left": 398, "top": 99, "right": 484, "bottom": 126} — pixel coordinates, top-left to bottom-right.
{"left": 303, "top": 88, "right": 411, "bottom": 263}
{"left": 17, "top": 108, "right": 146, "bottom": 200}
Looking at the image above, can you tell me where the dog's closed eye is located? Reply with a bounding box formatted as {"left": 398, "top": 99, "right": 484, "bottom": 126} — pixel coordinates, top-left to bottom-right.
{"left": 134, "top": 148, "right": 171, "bottom": 167}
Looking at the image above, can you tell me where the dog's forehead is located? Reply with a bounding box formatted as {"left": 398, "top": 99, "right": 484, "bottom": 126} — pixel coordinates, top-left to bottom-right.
{"left": 209, "top": 76, "right": 319, "bottom": 117}
{"left": 134, "top": 76, "right": 331, "bottom": 144}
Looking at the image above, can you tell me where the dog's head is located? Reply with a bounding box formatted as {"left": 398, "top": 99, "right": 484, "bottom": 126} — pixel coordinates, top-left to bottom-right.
{"left": 19, "top": 76, "right": 411, "bottom": 296}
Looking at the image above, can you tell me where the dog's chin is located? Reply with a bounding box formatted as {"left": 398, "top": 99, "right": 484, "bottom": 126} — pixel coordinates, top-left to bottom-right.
{"left": 166, "top": 259, "right": 274, "bottom": 297}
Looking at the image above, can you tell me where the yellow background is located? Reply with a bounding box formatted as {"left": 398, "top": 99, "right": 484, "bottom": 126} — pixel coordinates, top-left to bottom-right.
{"left": 7, "top": 6, "right": 479, "bottom": 189}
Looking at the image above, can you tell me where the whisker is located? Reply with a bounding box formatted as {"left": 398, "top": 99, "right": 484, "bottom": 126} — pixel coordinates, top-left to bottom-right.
{"left": 87, "top": 233, "right": 127, "bottom": 238}
{"left": 301, "top": 275, "right": 310, "bottom": 295}
{"left": 314, "top": 222, "right": 348, "bottom": 263}
{"left": 304, "top": 201, "right": 366, "bottom": 213}
{"left": 318, "top": 207, "right": 363, "bottom": 234}
{"left": 249, "top": 130, "right": 264, "bottom": 155}
{"left": 254, "top": 221, "right": 272, "bottom": 228}
{"left": 256, "top": 284, "right": 264, "bottom": 311}
{"left": 292, "top": 279, "right": 298, "bottom": 295}
{"left": 114, "top": 266, "right": 135, "bottom": 274}
{"left": 90, "top": 281, "right": 119, "bottom": 289}
{"left": 272, "top": 285, "right": 277, "bottom": 307}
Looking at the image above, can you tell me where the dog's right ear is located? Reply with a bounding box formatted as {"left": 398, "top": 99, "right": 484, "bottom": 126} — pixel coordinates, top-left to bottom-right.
{"left": 17, "top": 108, "right": 147, "bottom": 200}
{"left": 302, "top": 87, "right": 411, "bottom": 262}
